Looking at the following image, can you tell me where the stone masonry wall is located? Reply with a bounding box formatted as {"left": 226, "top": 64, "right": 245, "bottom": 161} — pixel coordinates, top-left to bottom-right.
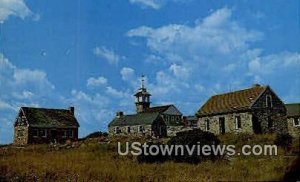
{"left": 198, "top": 112, "right": 254, "bottom": 135}
{"left": 13, "top": 126, "right": 29, "bottom": 145}
{"left": 287, "top": 117, "right": 300, "bottom": 138}
{"left": 251, "top": 87, "right": 288, "bottom": 134}
{"left": 109, "top": 125, "right": 152, "bottom": 137}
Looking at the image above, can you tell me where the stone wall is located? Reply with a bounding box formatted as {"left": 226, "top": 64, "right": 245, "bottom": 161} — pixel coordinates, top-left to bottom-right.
{"left": 198, "top": 112, "right": 253, "bottom": 135}
{"left": 109, "top": 124, "right": 179, "bottom": 137}
{"left": 167, "top": 126, "right": 185, "bottom": 137}
{"left": 13, "top": 126, "right": 29, "bottom": 145}
{"left": 108, "top": 125, "right": 153, "bottom": 137}
{"left": 251, "top": 87, "right": 288, "bottom": 134}
{"left": 287, "top": 117, "right": 300, "bottom": 138}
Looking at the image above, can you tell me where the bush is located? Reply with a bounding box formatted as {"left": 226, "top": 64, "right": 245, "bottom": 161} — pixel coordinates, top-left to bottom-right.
{"left": 167, "top": 129, "right": 220, "bottom": 164}
{"left": 82, "top": 131, "right": 108, "bottom": 140}
{"left": 274, "top": 133, "right": 293, "bottom": 153}
{"left": 137, "top": 142, "right": 168, "bottom": 163}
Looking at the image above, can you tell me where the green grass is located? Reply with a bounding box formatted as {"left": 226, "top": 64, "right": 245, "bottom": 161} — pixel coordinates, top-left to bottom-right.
{"left": 0, "top": 134, "right": 299, "bottom": 181}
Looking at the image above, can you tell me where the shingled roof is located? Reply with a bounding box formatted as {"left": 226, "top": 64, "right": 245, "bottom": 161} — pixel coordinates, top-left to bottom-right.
{"left": 143, "top": 105, "right": 172, "bottom": 113}
{"left": 286, "top": 103, "right": 300, "bottom": 117}
{"left": 108, "top": 112, "right": 161, "bottom": 127}
{"left": 18, "top": 107, "right": 79, "bottom": 128}
{"left": 197, "top": 85, "right": 268, "bottom": 116}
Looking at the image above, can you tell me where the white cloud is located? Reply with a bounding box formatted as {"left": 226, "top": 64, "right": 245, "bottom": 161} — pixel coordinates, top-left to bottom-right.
{"left": 127, "top": 7, "right": 300, "bottom": 112}
{"left": 129, "top": 0, "right": 162, "bottom": 9}
{"left": 129, "top": 0, "right": 186, "bottom": 10}
{"left": 87, "top": 76, "right": 107, "bottom": 87}
{"left": 105, "top": 86, "right": 127, "bottom": 98}
{"left": 120, "top": 67, "right": 135, "bottom": 81}
{"left": 0, "top": 0, "right": 35, "bottom": 23}
{"left": 169, "top": 64, "right": 189, "bottom": 79}
{"left": 0, "top": 53, "right": 57, "bottom": 144}
{"left": 93, "top": 46, "right": 121, "bottom": 65}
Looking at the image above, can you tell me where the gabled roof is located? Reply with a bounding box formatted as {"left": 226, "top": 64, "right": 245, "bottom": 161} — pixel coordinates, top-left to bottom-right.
{"left": 197, "top": 85, "right": 267, "bottom": 116}
{"left": 143, "top": 105, "right": 172, "bottom": 113}
{"left": 286, "top": 103, "right": 300, "bottom": 117}
{"left": 17, "top": 107, "right": 79, "bottom": 128}
{"left": 108, "top": 112, "right": 162, "bottom": 127}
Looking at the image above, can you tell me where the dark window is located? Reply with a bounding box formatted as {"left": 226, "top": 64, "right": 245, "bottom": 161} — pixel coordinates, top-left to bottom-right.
{"left": 62, "top": 130, "right": 67, "bottom": 138}
{"left": 39, "top": 129, "right": 47, "bottom": 137}
{"left": 294, "top": 118, "right": 300, "bottom": 126}
{"left": 235, "top": 116, "right": 241, "bottom": 129}
{"left": 205, "top": 119, "right": 210, "bottom": 131}
{"left": 68, "top": 130, "right": 74, "bottom": 138}
{"left": 114, "top": 127, "right": 120, "bottom": 134}
{"left": 266, "top": 95, "right": 272, "bottom": 108}
{"left": 32, "top": 129, "right": 38, "bottom": 137}
{"left": 127, "top": 126, "right": 131, "bottom": 133}
{"left": 138, "top": 126, "right": 144, "bottom": 133}
{"left": 17, "top": 129, "right": 24, "bottom": 137}
{"left": 268, "top": 117, "right": 273, "bottom": 128}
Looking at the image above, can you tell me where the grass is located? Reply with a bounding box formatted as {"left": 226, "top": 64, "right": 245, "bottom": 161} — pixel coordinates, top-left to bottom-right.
{"left": 0, "top": 134, "right": 299, "bottom": 181}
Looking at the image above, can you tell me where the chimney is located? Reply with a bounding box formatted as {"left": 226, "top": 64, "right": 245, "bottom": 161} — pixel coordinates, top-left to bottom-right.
{"left": 69, "top": 106, "right": 75, "bottom": 115}
{"left": 116, "top": 111, "right": 124, "bottom": 118}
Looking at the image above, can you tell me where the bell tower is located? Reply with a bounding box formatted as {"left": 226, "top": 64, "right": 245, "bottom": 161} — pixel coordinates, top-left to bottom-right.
{"left": 134, "top": 75, "right": 151, "bottom": 113}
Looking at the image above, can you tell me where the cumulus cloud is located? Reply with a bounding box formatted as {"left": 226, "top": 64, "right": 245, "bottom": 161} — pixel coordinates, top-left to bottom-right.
{"left": 87, "top": 76, "right": 107, "bottom": 87}
{"left": 93, "top": 46, "right": 121, "bottom": 65}
{"left": 126, "top": 7, "right": 300, "bottom": 112}
{"left": 0, "top": 0, "right": 36, "bottom": 23}
{"left": 0, "top": 53, "right": 56, "bottom": 143}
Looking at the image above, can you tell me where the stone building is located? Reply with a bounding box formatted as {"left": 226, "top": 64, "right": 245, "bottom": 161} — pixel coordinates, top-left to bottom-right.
{"left": 197, "top": 84, "right": 287, "bottom": 135}
{"left": 108, "top": 112, "right": 167, "bottom": 137}
{"left": 183, "top": 116, "right": 198, "bottom": 129}
{"left": 108, "top": 75, "right": 183, "bottom": 137}
{"left": 286, "top": 103, "right": 300, "bottom": 138}
{"left": 13, "top": 107, "right": 79, "bottom": 145}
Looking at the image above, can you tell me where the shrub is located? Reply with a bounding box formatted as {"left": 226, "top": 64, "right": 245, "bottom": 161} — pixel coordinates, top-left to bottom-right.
{"left": 137, "top": 142, "right": 168, "bottom": 163}
{"left": 82, "top": 131, "right": 108, "bottom": 140}
{"left": 274, "top": 133, "right": 293, "bottom": 153}
{"left": 167, "top": 129, "right": 220, "bottom": 164}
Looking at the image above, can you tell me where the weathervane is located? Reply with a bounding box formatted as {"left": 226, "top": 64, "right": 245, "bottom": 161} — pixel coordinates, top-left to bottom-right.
{"left": 141, "top": 74, "right": 145, "bottom": 88}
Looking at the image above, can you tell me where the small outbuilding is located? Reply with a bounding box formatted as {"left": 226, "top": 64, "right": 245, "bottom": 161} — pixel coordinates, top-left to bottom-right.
{"left": 286, "top": 103, "right": 300, "bottom": 137}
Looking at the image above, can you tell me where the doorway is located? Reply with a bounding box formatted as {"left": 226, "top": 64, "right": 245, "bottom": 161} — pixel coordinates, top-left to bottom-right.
{"left": 252, "top": 115, "right": 262, "bottom": 134}
{"left": 50, "top": 129, "right": 57, "bottom": 142}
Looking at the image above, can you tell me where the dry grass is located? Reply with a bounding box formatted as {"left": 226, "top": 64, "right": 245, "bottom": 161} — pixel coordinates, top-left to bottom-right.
{"left": 0, "top": 134, "right": 299, "bottom": 181}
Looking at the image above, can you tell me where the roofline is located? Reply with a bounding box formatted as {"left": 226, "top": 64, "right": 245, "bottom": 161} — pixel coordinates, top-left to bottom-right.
{"left": 249, "top": 85, "right": 268, "bottom": 108}
{"left": 285, "top": 103, "right": 300, "bottom": 106}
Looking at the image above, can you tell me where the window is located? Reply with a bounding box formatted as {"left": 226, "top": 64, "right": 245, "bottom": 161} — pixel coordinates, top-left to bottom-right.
{"left": 205, "top": 119, "right": 210, "bottom": 131}
{"left": 32, "top": 129, "right": 38, "bottom": 137}
{"left": 235, "top": 116, "right": 241, "bottom": 129}
{"left": 171, "top": 116, "right": 175, "bottom": 122}
{"left": 39, "top": 129, "right": 47, "bottom": 137}
{"left": 114, "top": 127, "right": 120, "bottom": 134}
{"left": 17, "top": 129, "right": 24, "bottom": 137}
{"left": 268, "top": 117, "right": 273, "bottom": 129}
{"left": 294, "top": 118, "right": 300, "bottom": 126}
{"left": 62, "top": 130, "right": 67, "bottom": 138}
{"left": 138, "top": 126, "right": 144, "bottom": 133}
{"left": 266, "top": 95, "right": 272, "bottom": 108}
{"left": 127, "top": 126, "right": 131, "bottom": 133}
{"left": 68, "top": 130, "right": 74, "bottom": 138}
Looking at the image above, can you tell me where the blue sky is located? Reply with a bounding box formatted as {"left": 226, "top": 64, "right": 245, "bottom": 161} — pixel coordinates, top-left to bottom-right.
{"left": 0, "top": 0, "right": 299, "bottom": 144}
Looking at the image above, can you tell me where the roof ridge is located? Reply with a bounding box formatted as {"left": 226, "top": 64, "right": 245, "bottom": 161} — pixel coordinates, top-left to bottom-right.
{"left": 22, "top": 106, "right": 70, "bottom": 111}
{"left": 212, "top": 85, "right": 267, "bottom": 97}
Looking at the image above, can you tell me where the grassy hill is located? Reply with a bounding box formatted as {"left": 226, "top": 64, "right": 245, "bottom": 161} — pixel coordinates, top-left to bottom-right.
{"left": 0, "top": 134, "right": 299, "bottom": 181}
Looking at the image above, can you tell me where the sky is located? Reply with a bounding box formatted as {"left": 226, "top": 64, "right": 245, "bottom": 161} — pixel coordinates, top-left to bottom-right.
{"left": 0, "top": 0, "right": 299, "bottom": 144}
